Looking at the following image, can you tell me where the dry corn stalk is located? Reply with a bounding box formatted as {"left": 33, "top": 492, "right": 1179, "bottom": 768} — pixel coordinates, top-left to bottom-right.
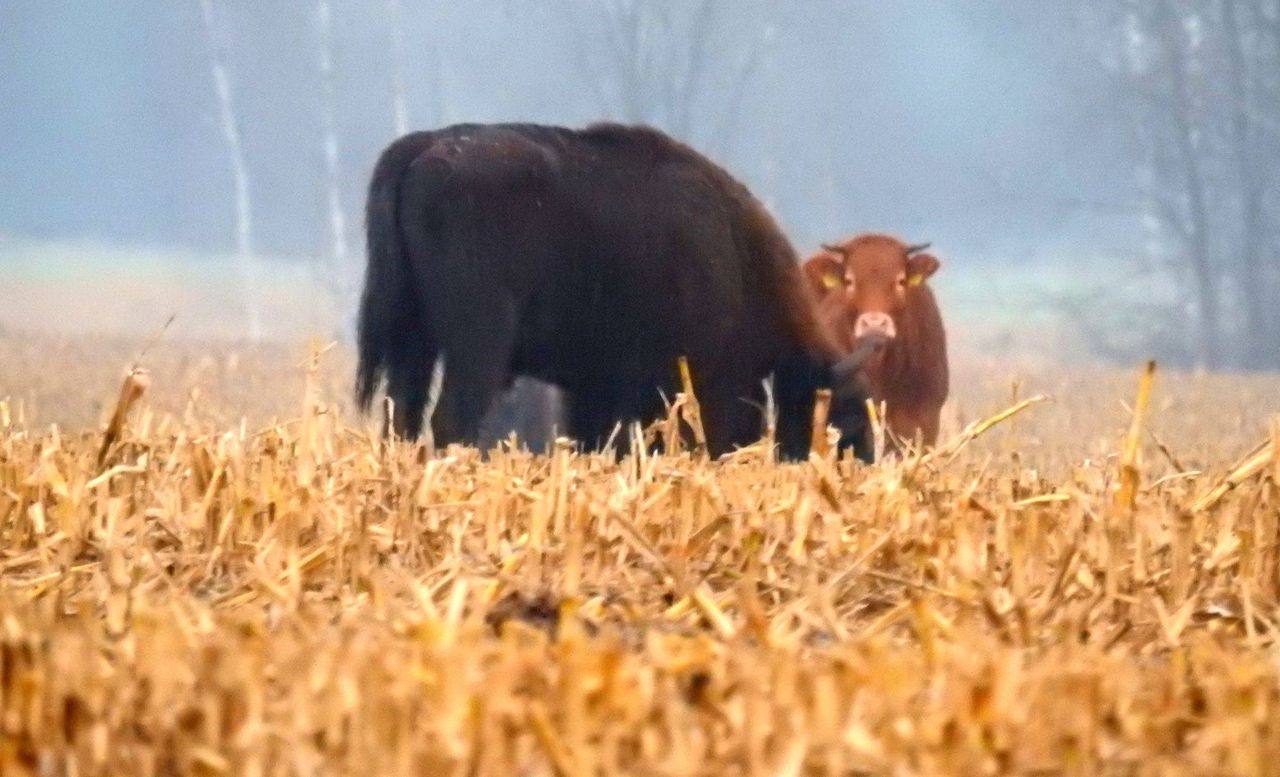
{"left": 0, "top": 334, "right": 1278, "bottom": 776}
{"left": 918, "top": 393, "right": 1049, "bottom": 466}
{"left": 810, "top": 388, "right": 832, "bottom": 458}
{"left": 96, "top": 367, "right": 151, "bottom": 469}
{"left": 677, "top": 356, "right": 707, "bottom": 455}
{"left": 1114, "top": 360, "right": 1156, "bottom": 513}
{"left": 1193, "top": 438, "right": 1274, "bottom": 512}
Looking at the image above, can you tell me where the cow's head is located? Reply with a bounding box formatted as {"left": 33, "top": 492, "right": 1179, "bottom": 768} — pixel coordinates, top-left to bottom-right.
{"left": 821, "top": 234, "right": 940, "bottom": 342}
{"left": 802, "top": 250, "right": 845, "bottom": 296}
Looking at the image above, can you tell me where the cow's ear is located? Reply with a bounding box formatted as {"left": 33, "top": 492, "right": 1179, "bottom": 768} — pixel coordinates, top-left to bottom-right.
{"left": 804, "top": 252, "right": 844, "bottom": 292}
{"left": 905, "top": 253, "right": 940, "bottom": 286}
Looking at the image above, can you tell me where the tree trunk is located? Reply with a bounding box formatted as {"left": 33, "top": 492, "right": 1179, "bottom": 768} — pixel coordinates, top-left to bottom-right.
{"left": 1222, "top": 0, "right": 1268, "bottom": 366}
{"left": 1157, "top": 0, "right": 1221, "bottom": 369}
{"left": 198, "top": 0, "right": 262, "bottom": 341}
{"left": 387, "top": 0, "right": 409, "bottom": 136}
{"left": 1264, "top": 0, "right": 1280, "bottom": 355}
{"left": 316, "top": 0, "right": 350, "bottom": 339}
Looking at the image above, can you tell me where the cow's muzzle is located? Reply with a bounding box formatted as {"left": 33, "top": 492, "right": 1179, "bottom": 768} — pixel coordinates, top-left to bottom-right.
{"left": 854, "top": 312, "right": 896, "bottom": 340}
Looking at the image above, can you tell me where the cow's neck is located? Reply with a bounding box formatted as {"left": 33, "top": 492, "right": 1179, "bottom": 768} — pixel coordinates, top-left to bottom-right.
{"left": 866, "top": 287, "right": 938, "bottom": 402}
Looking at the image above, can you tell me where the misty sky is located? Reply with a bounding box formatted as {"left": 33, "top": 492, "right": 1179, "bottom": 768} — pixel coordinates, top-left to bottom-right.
{"left": 1, "top": 1, "right": 1135, "bottom": 265}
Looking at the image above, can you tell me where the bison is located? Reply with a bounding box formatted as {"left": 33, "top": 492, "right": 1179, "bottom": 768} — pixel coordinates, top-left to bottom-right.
{"left": 356, "top": 122, "right": 873, "bottom": 461}
{"left": 804, "top": 233, "right": 949, "bottom": 447}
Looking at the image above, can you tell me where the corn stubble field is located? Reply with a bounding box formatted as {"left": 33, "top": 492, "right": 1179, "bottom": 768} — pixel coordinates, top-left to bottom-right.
{"left": 3, "top": 331, "right": 1280, "bottom": 776}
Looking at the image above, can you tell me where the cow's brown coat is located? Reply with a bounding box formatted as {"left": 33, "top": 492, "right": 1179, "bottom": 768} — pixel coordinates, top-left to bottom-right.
{"left": 803, "top": 233, "right": 949, "bottom": 447}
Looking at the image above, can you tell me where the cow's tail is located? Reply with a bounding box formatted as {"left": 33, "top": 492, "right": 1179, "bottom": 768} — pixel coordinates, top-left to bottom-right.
{"left": 355, "top": 131, "right": 438, "bottom": 416}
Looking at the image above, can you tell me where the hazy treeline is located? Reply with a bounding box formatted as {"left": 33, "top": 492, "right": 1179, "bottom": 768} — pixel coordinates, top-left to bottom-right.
{"left": 1067, "top": 1, "right": 1280, "bottom": 370}
{"left": 0, "top": 2, "right": 1133, "bottom": 261}
{"left": 1, "top": 1, "right": 1278, "bottom": 367}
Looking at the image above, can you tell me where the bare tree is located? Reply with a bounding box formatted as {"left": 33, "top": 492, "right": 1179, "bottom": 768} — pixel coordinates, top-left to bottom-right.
{"left": 199, "top": 0, "right": 262, "bottom": 341}
{"left": 1263, "top": 0, "right": 1280, "bottom": 343}
{"left": 385, "top": 0, "right": 449, "bottom": 135}
{"left": 570, "top": 0, "right": 776, "bottom": 159}
{"left": 315, "top": 0, "right": 351, "bottom": 336}
{"left": 1150, "top": 0, "right": 1220, "bottom": 369}
{"left": 387, "top": 0, "right": 410, "bottom": 136}
{"left": 1063, "top": 0, "right": 1280, "bottom": 369}
{"left": 1222, "top": 0, "right": 1272, "bottom": 363}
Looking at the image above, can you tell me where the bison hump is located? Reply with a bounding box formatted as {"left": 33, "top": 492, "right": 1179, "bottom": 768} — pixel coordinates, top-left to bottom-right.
{"left": 412, "top": 125, "right": 562, "bottom": 196}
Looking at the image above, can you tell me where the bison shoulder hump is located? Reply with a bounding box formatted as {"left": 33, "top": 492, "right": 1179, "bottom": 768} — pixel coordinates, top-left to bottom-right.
{"left": 416, "top": 128, "right": 561, "bottom": 192}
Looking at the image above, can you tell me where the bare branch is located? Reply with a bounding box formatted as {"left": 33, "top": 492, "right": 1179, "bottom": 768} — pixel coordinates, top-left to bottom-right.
{"left": 198, "top": 0, "right": 262, "bottom": 341}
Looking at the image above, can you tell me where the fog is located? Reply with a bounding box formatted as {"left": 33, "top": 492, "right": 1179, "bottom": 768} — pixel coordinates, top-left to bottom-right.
{"left": 2, "top": 1, "right": 1279, "bottom": 369}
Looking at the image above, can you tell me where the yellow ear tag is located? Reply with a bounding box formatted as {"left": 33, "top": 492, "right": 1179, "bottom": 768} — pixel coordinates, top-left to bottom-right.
{"left": 907, "top": 274, "right": 924, "bottom": 287}
{"left": 822, "top": 273, "right": 839, "bottom": 290}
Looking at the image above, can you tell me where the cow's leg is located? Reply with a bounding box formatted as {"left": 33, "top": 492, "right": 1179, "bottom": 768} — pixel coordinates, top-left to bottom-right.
{"left": 430, "top": 306, "right": 518, "bottom": 449}
{"left": 919, "top": 405, "right": 942, "bottom": 448}
{"left": 885, "top": 405, "right": 933, "bottom": 454}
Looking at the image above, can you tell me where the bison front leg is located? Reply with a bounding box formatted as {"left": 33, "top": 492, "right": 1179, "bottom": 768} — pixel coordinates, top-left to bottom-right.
{"left": 564, "top": 375, "right": 668, "bottom": 457}
{"left": 697, "top": 382, "right": 768, "bottom": 459}
{"left": 563, "top": 388, "right": 622, "bottom": 455}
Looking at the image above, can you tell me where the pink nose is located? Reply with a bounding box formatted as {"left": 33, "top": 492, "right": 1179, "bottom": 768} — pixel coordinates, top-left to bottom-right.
{"left": 854, "top": 312, "right": 896, "bottom": 340}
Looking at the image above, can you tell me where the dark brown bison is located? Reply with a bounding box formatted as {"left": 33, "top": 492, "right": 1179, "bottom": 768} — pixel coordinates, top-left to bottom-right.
{"left": 356, "top": 122, "right": 873, "bottom": 461}
{"left": 805, "top": 233, "right": 949, "bottom": 447}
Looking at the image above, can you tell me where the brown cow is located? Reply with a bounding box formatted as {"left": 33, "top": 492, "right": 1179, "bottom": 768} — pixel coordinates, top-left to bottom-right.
{"left": 804, "top": 233, "right": 949, "bottom": 447}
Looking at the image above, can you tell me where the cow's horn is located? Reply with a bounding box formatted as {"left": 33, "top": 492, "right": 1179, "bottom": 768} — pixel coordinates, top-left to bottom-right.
{"left": 905, "top": 241, "right": 932, "bottom": 255}
{"left": 821, "top": 243, "right": 847, "bottom": 255}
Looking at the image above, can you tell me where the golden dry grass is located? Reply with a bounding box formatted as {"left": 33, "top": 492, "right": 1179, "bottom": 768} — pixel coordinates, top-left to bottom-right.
{"left": 3, "top": 331, "right": 1280, "bottom": 776}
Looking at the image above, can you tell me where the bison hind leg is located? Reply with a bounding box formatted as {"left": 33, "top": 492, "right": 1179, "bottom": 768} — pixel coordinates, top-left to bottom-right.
{"left": 385, "top": 346, "right": 439, "bottom": 441}
{"left": 430, "top": 321, "right": 521, "bottom": 450}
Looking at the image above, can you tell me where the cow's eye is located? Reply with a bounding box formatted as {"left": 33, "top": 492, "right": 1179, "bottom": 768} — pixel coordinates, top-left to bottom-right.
{"left": 896, "top": 274, "right": 907, "bottom": 288}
